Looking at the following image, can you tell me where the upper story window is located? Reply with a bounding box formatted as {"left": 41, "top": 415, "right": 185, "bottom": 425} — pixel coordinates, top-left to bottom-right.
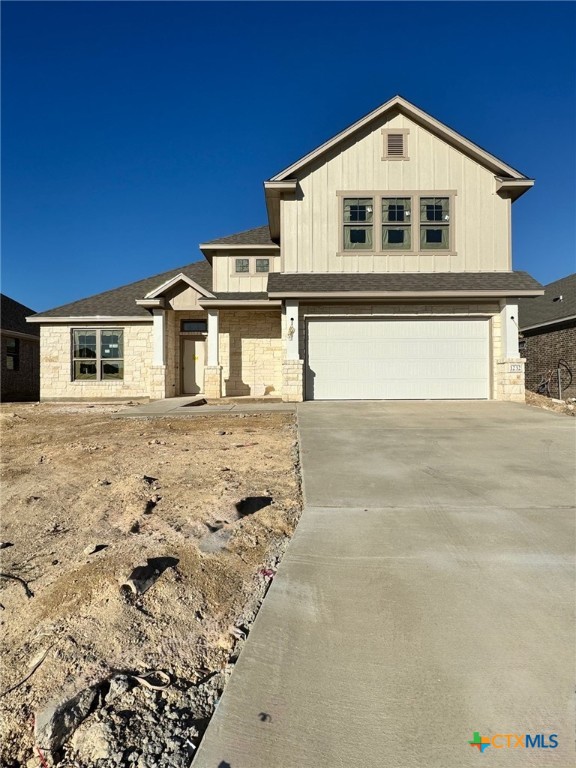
{"left": 381, "top": 129, "right": 409, "bottom": 160}
{"left": 6, "top": 337, "right": 19, "bottom": 371}
{"left": 233, "top": 257, "right": 271, "bottom": 275}
{"left": 72, "top": 329, "right": 123, "bottom": 381}
{"left": 341, "top": 192, "right": 453, "bottom": 254}
{"left": 382, "top": 197, "right": 412, "bottom": 250}
{"left": 420, "top": 197, "right": 450, "bottom": 249}
{"left": 343, "top": 197, "right": 373, "bottom": 250}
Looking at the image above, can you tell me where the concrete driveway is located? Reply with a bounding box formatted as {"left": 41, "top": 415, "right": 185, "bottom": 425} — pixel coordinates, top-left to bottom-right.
{"left": 193, "top": 402, "right": 575, "bottom": 767}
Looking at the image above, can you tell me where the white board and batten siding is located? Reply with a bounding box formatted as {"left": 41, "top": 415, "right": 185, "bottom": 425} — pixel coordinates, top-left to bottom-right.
{"left": 305, "top": 318, "right": 490, "bottom": 400}
{"left": 281, "top": 112, "right": 510, "bottom": 275}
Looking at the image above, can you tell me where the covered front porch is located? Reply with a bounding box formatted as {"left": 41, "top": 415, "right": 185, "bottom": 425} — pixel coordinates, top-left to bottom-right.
{"left": 141, "top": 274, "right": 290, "bottom": 400}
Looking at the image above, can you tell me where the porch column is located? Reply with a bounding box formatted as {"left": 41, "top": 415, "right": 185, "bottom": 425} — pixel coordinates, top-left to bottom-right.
{"left": 285, "top": 299, "right": 300, "bottom": 360}
{"left": 207, "top": 308, "right": 219, "bottom": 365}
{"left": 204, "top": 308, "right": 222, "bottom": 398}
{"left": 152, "top": 309, "right": 166, "bottom": 365}
{"left": 282, "top": 299, "right": 304, "bottom": 402}
{"left": 496, "top": 300, "right": 524, "bottom": 402}
{"left": 501, "top": 302, "right": 520, "bottom": 358}
{"left": 150, "top": 309, "right": 167, "bottom": 399}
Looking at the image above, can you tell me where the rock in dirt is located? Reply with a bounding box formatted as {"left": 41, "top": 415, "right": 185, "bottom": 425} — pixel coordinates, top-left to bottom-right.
{"left": 121, "top": 556, "right": 179, "bottom": 596}
{"left": 199, "top": 529, "right": 233, "bottom": 554}
{"left": 35, "top": 685, "right": 100, "bottom": 757}
{"left": 83, "top": 544, "right": 108, "bottom": 556}
{"left": 0, "top": 542, "right": 13, "bottom": 550}
{"left": 70, "top": 720, "right": 113, "bottom": 762}
{"left": 104, "top": 675, "right": 131, "bottom": 704}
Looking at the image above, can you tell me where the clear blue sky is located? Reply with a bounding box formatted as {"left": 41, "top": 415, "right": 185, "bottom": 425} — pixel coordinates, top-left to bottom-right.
{"left": 2, "top": 1, "right": 575, "bottom": 312}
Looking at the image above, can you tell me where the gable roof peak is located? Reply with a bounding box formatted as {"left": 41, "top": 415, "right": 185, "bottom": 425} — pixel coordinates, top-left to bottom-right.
{"left": 268, "top": 94, "right": 531, "bottom": 183}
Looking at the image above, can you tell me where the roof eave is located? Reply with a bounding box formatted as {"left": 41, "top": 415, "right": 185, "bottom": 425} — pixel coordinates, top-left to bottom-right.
{"left": 264, "top": 180, "right": 298, "bottom": 241}
{"left": 496, "top": 177, "right": 535, "bottom": 201}
{"left": 268, "top": 289, "right": 545, "bottom": 300}
{"left": 27, "top": 315, "right": 152, "bottom": 323}
{"left": 198, "top": 299, "right": 281, "bottom": 308}
{"left": 520, "top": 314, "right": 576, "bottom": 332}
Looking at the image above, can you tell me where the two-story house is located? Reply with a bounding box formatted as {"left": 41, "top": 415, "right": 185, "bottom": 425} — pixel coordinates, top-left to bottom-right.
{"left": 28, "top": 95, "right": 543, "bottom": 402}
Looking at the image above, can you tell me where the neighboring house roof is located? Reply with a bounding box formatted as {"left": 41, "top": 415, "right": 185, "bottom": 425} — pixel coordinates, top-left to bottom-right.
{"left": 29, "top": 261, "right": 213, "bottom": 319}
{"left": 518, "top": 273, "right": 576, "bottom": 331}
{"left": 201, "top": 225, "right": 277, "bottom": 247}
{"left": 267, "top": 271, "right": 543, "bottom": 297}
{"left": 269, "top": 94, "right": 532, "bottom": 183}
{"left": 1, "top": 294, "right": 40, "bottom": 336}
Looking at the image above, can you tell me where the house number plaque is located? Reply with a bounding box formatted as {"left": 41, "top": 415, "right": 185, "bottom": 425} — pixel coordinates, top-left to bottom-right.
{"left": 510, "top": 364, "right": 522, "bottom": 372}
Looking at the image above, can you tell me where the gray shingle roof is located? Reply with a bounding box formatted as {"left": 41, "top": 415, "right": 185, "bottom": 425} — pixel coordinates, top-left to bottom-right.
{"left": 31, "top": 261, "right": 213, "bottom": 319}
{"left": 518, "top": 273, "right": 576, "bottom": 330}
{"left": 1, "top": 294, "right": 40, "bottom": 335}
{"left": 202, "top": 226, "right": 277, "bottom": 246}
{"left": 267, "top": 271, "right": 543, "bottom": 295}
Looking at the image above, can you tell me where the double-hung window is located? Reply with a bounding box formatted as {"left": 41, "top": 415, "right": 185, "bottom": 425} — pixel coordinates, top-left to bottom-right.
{"left": 6, "top": 338, "right": 19, "bottom": 371}
{"left": 342, "top": 193, "right": 452, "bottom": 253}
{"left": 343, "top": 198, "right": 373, "bottom": 250}
{"left": 382, "top": 197, "right": 411, "bottom": 250}
{"left": 72, "top": 329, "right": 124, "bottom": 381}
{"left": 420, "top": 197, "right": 450, "bottom": 249}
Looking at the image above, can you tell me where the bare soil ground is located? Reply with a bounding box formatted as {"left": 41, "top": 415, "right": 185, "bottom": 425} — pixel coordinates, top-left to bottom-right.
{"left": 0, "top": 403, "right": 301, "bottom": 767}
{"left": 525, "top": 390, "right": 576, "bottom": 416}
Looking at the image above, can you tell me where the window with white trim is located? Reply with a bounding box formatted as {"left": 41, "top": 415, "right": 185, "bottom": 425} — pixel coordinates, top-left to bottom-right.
{"left": 235, "top": 258, "right": 249, "bottom": 273}
{"left": 255, "top": 258, "right": 270, "bottom": 272}
{"left": 342, "top": 193, "right": 452, "bottom": 253}
{"left": 72, "top": 329, "right": 124, "bottom": 381}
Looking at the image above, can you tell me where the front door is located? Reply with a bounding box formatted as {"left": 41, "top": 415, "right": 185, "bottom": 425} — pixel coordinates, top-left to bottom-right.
{"left": 182, "top": 338, "right": 206, "bottom": 394}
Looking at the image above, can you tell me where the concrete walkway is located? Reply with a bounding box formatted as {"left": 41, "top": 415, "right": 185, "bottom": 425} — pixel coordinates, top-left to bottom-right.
{"left": 114, "top": 396, "right": 295, "bottom": 417}
{"left": 193, "top": 401, "right": 575, "bottom": 767}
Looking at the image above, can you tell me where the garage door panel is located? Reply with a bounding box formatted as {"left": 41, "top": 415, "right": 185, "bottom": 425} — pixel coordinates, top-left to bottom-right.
{"left": 305, "top": 318, "right": 489, "bottom": 400}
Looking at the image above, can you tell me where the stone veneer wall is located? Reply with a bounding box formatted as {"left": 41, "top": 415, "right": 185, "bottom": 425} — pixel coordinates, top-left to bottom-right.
{"left": 219, "top": 310, "right": 282, "bottom": 397}
{"left": 297, "top": 302, "right": 505, "bottom": 400}
{"left": 39, "top": 323, "right": 153, "bottom": 400}
{"left": 281, "top": 360, "right": 304, "bottom": 402}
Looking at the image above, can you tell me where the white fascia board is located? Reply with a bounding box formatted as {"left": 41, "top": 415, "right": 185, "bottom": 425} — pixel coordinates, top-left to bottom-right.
{"left": 135, "top": 298, "right": 165, "bottom": 308}
{"left": 263, "top": 180, "right": 298, "bottom": 192}
{"left": 26, "top": 316, "right": 152, "bottom": 323}
{"left": 198, "top": 243, "right": 279, "bottom": 251}
{"left": 268, "top": 290, "right": 545, "bottom": 300}
{"left": 198, "top": 300, "right": 282, "bottom": 308}
{"left": 520, "top": 314, "right": 576, "bottom": 332}
{"left": 270, "top": 95, "right": 529, "bottom": 182}
{"left": 144, "top": 273, "right": 215, "bottom": 299}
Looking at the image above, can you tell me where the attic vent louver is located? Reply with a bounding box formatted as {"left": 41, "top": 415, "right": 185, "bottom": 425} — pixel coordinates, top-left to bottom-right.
{"left": 387, "top": 133, "right": 404, "bottom": 156}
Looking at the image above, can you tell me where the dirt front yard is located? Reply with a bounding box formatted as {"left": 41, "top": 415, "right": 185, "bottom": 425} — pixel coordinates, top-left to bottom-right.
{"left": 0, "top": 403, "right": 301, "bottom": 767}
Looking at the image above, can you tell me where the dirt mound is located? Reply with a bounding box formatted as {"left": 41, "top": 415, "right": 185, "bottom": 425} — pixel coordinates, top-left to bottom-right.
{"left": 0, "top": 404, "right": 301, "bottom": 766}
